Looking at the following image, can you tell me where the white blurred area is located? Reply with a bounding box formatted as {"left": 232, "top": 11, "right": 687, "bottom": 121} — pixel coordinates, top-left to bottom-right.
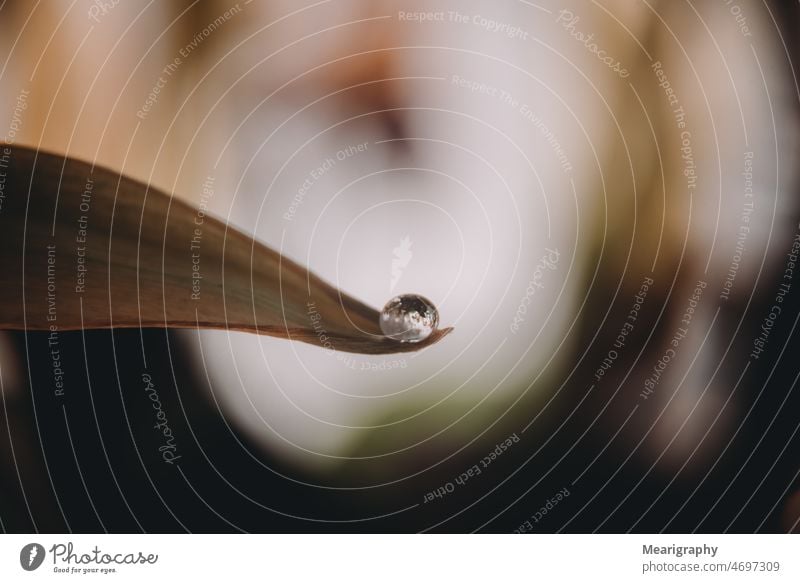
{"left": 1, "top": 0, "right": 796, "bottom": 474}
{"left": 176, "top": 0, "right": 618, "bottom": 468}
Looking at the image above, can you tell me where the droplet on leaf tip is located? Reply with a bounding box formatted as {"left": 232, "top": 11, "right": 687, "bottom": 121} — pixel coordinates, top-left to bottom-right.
{"left": 379, "top": 294, "right": 439, "bottom": 343}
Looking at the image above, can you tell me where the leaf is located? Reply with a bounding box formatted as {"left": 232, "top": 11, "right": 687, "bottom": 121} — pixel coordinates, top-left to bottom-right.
{"left": 0, "top": 144, "right": 451, "bottom": 354}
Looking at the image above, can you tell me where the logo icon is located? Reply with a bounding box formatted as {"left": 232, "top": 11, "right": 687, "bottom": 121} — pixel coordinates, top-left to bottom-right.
{"left": 390, "top": 235, "right": 413, "bottom": 291}
{"left": 20, "top": 543, "right": 46, "bottom": 571}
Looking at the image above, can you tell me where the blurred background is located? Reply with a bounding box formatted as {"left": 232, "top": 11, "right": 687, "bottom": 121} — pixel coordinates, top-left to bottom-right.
{"left": 1, "top": 0, "right": 799, "bottom": 532}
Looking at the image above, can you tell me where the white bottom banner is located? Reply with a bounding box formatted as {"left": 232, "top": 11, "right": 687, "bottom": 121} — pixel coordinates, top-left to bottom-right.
{"left": 0, "top": 534, "right": 797, "bottom": 582}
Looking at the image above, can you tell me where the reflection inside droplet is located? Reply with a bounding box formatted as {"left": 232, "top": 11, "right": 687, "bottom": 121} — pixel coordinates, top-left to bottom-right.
{"left": 379, "top": 294, "right": 439, "bottom": 342}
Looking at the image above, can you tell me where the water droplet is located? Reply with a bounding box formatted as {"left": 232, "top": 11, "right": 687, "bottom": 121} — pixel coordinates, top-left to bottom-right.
{"left": 379, "top": 294, "right": 439, "bottom": 342}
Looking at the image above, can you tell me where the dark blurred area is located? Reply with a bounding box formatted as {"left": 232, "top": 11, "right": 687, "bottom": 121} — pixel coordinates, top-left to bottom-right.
{"left": 2, "top": 277, "right": 799, "bottom": 533}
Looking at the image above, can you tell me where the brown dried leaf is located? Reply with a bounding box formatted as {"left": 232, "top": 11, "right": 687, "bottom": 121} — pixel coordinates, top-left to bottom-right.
{"left": 0, "top": 145, "right": 451, "bottom": 354}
